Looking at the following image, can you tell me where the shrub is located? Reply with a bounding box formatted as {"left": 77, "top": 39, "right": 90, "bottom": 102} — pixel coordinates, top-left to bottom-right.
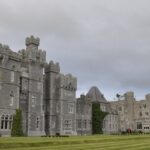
{"left": 11, "top": 109, "right": 24, "bottom": 137}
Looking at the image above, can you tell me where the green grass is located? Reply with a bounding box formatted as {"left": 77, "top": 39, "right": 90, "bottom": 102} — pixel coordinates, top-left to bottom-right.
{"left": 0, "top": 135, "right": 150, "bottom": 150}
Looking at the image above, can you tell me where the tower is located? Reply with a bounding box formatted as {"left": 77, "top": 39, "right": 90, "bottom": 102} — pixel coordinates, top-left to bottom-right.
{"left": 45, "top": 62, "right": 77, "bottom": 135}
{"left": 19, "top": 35, "right": 46, "bottom": 136}
{"left": 44, "top": 61, "right": 60, "bottom": 135}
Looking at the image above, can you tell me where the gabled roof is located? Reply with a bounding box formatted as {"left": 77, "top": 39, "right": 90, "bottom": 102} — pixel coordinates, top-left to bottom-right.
{"left": 86, "top": 86, "right": 107, "bottom": 102}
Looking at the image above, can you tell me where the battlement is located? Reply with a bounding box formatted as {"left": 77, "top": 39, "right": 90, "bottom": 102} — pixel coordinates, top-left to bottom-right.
{"left": 59, "top": 73, "right": 77, "bottom": 91}
{"left": 18, "top": 35, "right": 46, "bottom": 64}
{"left": 25, "top": 35, "right": 40, "bottom": 47}
{"left": 0, "top": 43, "right": 11, "bottom": 51}
{"left": 145, "top": 94, "right": 150, "bottom": 100}
{"left": 19, "top": 48, "right": 46, "bottom": 64}
{"left": 0, "top": 43, "right": 22, "bottom": 61}
{"left": 45, "top": 61, "right": 60, "bottom": 73}
{"left": 124, "top": 91, "right": 134, "bottom": 100}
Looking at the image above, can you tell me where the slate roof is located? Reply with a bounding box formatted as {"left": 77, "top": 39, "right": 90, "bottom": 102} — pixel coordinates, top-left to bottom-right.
{"left": 86, "top": 86, "right": 107, "bottom": 102}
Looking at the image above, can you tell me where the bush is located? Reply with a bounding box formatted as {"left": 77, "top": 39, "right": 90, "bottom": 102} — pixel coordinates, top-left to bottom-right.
{"left": 11, "top": 109, "right": 24, "bottom": 137}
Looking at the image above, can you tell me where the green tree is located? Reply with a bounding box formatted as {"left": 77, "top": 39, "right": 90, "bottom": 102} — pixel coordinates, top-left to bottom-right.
{"left": 11, "top": 109, "right": 24, "bottom": 137}
{"left": 92, "top": 102, "right": 108, "bottom": 134}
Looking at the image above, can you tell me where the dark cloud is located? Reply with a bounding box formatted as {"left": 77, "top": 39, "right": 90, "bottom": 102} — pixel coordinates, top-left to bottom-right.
{"left": 0, "top": 0, "right": 150, "bottom": 100}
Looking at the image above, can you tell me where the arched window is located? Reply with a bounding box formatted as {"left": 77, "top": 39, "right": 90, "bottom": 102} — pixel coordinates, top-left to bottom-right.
{"left": 5, "top": 115, "right": 9, "bottom": 129}
{"left": 0, "top": 114, "right": 13, "bottom": 130}
{"left": 1, "top": 115, "right": 5, "bottom": 129}
{"left": 36, "top": 117, "right": 40, "bottom": 129}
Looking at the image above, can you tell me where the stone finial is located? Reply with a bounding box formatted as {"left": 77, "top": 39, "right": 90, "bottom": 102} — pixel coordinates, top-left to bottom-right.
{"left": 25, "top": 35, "right": 40, "bottom": 46}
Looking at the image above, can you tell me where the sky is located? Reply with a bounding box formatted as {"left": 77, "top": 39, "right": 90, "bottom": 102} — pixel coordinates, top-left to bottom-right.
{"left": 0, "top": 0, "right": 150, "bottom": 100}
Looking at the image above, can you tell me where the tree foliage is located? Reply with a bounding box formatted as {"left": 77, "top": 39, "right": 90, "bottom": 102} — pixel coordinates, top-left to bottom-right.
{"left": 11, "top": 109, "right": 24, "bottom": 137}
{"left": 92, "top": 102, "right": 108, "bottom": 134}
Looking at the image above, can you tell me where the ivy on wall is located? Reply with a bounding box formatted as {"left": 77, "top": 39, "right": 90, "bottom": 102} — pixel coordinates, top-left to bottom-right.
{"left": 92, "top": 102, "right": 108, "bottom": 134}
{"left": 11, "top": 109, "right": 24, "bottom": 137}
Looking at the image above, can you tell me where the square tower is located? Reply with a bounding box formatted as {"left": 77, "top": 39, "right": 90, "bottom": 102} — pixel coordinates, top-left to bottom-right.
{"left": 19, "top": 35, "right": 46, "bottom": 136}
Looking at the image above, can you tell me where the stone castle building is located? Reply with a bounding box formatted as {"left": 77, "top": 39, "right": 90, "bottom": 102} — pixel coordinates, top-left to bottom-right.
{"left": 110, "top": 92, "right": 150, "bottom": 133}
{"left": 0, "top": 36, "right": 149, "bottom": 136}
{"left": 76, "top": 86, "right": 118, "bottom": 135}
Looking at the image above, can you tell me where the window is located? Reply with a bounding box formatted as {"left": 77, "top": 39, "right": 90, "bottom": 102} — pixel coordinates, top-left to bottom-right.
{"left": 101, "top": 105, "right": 106, "bottom": 112}
{"left": 1, "top": 114, "right": 13, "bottom": 130}
{"left": 56, "top": 103, "right": 60, "bottom": 113}
{"left": 4, "top": 115, "right": 8, "bottom": 129}
{"left": 12, "top": 65, "right": 16, "bottom": 70}
{"left": 36, "top": 117, "right": 40, "bottom": 129}
{"left": 145, "top": 112, "right": 149, "bottom": 116}
{"left": 10, "top": 91, "right": 14, "bottom": 106}
{"left": 109, "top": 124, "right": 111, "bottom": 129}
{"left": 0, "top": 71, "right": 2, "bottom": 81}
{"left": 118, "top": 107, "right": 122, "bottom": 111}
{"left": 144, "top": 126, "right": 149, "bottom": 129}
{"left": 89, "top": 120, "right": 92, "bottom": 128}
{"left": 68, "top": 104, "right": 74, "bottom": 114}
{"left": 31, "top": 96, "right": 36, "bottom": 107}
{"left": 143, "top": 104, "right": 146, "bottom": 108}
{"left": 83, "top": 120, "right": 87, "bottom": 129}
{"left": 37, "top": 82, "right": 41, "bottom": 91}
{"left": 10, "top": 97, "right": 14, "bottom": 106}
{"left": 10, "top": 71, "right": 15, "bottom": 82}
{"left": 77, "top": 119, "right": 82, "bottom": 129}
{"left": 139, "top": 112, "right": 142, "bottom": 117}
{"left": 1, "top": 115, "right": 4, "bottom": 129}
{"left": 64, "top": 120, "right": 72, "bottom": 129}
{"left": 137, "top": 122, "right": 142, "bottom": 129}
{"left": 0, "top": 84, "right": 2, "bottom": 90}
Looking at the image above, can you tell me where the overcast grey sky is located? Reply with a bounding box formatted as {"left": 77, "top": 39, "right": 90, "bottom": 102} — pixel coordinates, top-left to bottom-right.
{"left": 0, "top": 0, "right": 150, "bottom": 100}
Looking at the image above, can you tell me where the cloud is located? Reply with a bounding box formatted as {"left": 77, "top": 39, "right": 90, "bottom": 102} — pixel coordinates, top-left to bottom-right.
{"left": 0, "top": 0, "right": 150, "bottom": 100}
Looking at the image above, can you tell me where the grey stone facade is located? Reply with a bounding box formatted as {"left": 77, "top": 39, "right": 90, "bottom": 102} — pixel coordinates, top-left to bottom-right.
{"left": 110, "top": 92, "right": 150, "bottom": 133}
{"left": 0, "top": 35, "right": 78, "bottom": 136}
{"left": 44, "top": 62, "right": 77, "bottom": 135}
{"left": 1, "top": 35, "right": 148, "bottom": 137}
{"left": 0, "top": 44, "right": 21, "bottom": 136}
{"left": 76, "top": 87, "right": 119, "bottom": 135}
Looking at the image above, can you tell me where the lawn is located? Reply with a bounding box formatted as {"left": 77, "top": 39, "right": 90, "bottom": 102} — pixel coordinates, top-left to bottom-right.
{"left": 0, "top": 135, "right": 150, "bottom": 150}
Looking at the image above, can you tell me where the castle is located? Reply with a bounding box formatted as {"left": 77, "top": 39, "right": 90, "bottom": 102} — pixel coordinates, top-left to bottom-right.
{"left": 0, "top": 36, "right": 149, "bottom": 136}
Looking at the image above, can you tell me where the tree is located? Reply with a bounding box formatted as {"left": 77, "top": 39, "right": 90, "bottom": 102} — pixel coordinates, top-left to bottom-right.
{"left": 92, "top": 102, "right": 108, "bottom": 134}
{"left": 11, "top": 109, "right": 24, "bottom": 137}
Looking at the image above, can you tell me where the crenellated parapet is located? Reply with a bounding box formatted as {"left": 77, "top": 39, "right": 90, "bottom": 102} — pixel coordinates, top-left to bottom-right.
{"left": 19, "top": 48, "right": 46, "bottom": 64}
{"left": 25, "top": 35, "right": 40, "bottom": 47}
{"left": 58, "top": 73, "right": 77, "bottom": 91}
{"left": 124, "top": 91, "right": 135, "bottom": 100}
{"left": 145, "top": 94, "right": 150, "bottom": 100}
{"left": 45, "top": 61, "right": 60, "bottom": 73}
{"left": 0, "top": 43, "right": 22, "bottom": 62}
{"left": 18, "top": 35, "right": 46, "bottom": 65}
